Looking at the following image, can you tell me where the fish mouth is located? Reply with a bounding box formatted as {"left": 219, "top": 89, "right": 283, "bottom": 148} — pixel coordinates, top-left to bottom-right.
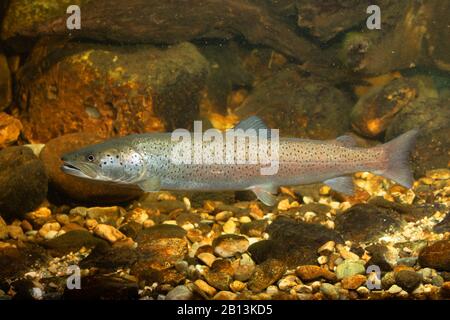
{"left": 60, "top": 161, "right": 98, "bottom": 179}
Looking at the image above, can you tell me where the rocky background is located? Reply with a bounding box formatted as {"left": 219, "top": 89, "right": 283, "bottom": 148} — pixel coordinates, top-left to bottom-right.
{"left": 0, "top": 0, "right": 449, "bottom": 300}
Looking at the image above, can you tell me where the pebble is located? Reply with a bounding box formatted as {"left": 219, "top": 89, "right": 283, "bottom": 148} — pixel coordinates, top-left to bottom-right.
{"left": 394, "top": 270, "right": 422, "bottom": 292}
{"left": 165, "top": 285, "right": 193, "bottom": 300}
{"left": 341, "top": 274, "right": 367, "bottom": 290}
{"left": 230, "top": 280, "right": 246, "bottom": 292}
{"left": 7, "top": 225, "right": 24, "bottom": 240}
{"left": 85, "top": 219, "right": 98, "bottom": 230}
{"left": 213, "top": 234, "right": 249, "bottom": 258}
{"left": 277, "top": 275, "right": 300, "bottom": 291}
{"left": 317, "top": 255, "right": 328, "bottom": 265}
{"left": 212, "top": 291, "right": 237, "bottom": 300}
{"left": 38, "top": 222, "right": 61, "bottom": 238}
{"left": 215, "top": 211, "right": 233, "bottom": 221}
{"left": 248, "top": 259, "right": 287, "bottom": 293}
{"left": 295, "top": 265, "right": 336, "bottom": 281}
{"left": 318, "top": 241, "right": 336, "bottom": 255}
{"left": 194, "top": 279, "right": 217, "bottom": 297}
{"left": 388, "top": 284, "right": 403, "bottom": 294}
{"left": 234, "top": 254, "right": 256, "bottom": 282}
{"left": 336, "top": 244, "right": 360, "bottom": 260}
{"left": 320, "top": 283, "right": 339, "bottom": 300}
{"left": 356, "top": 286, "right": 370, "bottom": 298}
{"left": 223, "top": 220, "right": 237, "bottom": 234}
{"left": 20, "top": 220, "right": 33, "bottom": 232}
{"left": 197, "top": 252, "right": 216, "bottom": 267}
{"left": 94, "top": 224, "right": 126, "bottom": 243}
{"left": 336, "top": 260, "right": 366, "bottom": 280}
{"left": 239, "top": 216, "right": 252, "bottom": 224}
{"left": 44, "top": 230, "right": 59, "bottom": 240}
{"left": 381, "top": 271, "right": 396, "bottom": 289}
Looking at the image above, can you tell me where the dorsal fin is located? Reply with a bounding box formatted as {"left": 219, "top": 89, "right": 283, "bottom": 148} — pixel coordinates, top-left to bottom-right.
{"left": 234, "top": 116, "right": 269, "bottom": 131}
{"left": 327, "top": 135, "right": 358, "bottom": 147}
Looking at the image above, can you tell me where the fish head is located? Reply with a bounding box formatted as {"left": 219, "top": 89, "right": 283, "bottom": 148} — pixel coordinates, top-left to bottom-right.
{"left": 61, "top": 141, "right": 145, "bottom": 183}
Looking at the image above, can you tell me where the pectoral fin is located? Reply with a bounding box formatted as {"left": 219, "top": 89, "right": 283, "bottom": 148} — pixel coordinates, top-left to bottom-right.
{"left": 324, "top": 176, "right": 354, "bottom": 195}
{"left": 138, "top": 177, "right": 161, "bottom": 192}
{"left": 250, "top": 185, "right": 278, "bottom": 206}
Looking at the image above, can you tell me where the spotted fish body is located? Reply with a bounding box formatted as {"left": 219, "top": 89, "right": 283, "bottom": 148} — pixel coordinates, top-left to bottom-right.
{"left": 61, "top": 117, "right": 418, "bottom": 205}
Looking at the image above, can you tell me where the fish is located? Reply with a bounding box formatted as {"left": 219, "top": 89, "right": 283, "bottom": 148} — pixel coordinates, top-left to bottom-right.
{"left": 61, "top": 116, "right": 419, "bottom": 206}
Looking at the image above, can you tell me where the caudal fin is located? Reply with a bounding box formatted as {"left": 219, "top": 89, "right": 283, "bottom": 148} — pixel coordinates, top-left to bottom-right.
{"left": 374, "top": 129, "right": 419, "bottom": 188}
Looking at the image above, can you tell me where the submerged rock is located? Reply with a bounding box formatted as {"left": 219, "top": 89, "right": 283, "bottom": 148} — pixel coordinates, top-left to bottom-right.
{"left": 0, "top": 112, "right": 22, "bottom": 149}
{"left": 43, "top": 230, "right": 107, "bottom": 256}
{"left": 0, "top": 53, "right": 12, "bottom": 111}
{"left": 40, "top": 133, "right": 142, "bottom": 203}
{"left": 0, "top": 146, "right": 48, "bottom": 220}
{"left": 351, "top": 78, "right": 418, "bottom": 138}
{"left": 418, "top": 240, "right": 450, "bottom": 271}
{"left": 248, "top": 259, "right": 286, "bottom": 293}
{"left": 385, "top": 98, "right": 450, "bottom": 177}
{"left": 235, "top": 67, "right": 353, "bottom": 139}
{"left": 63, "top": 275, "right": 139, "bottom": 300}
{"left": 335, "top": 204, "right": 401, "bottom": 243}
{"left": 18, "top": 41, "right": 209, "bottom": 143}
{"left": 249, "top": 216, "right": 342, "bottom": 267}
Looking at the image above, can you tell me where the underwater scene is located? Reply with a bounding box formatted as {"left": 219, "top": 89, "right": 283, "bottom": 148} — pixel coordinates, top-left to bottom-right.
{"left": 0, "top": 0, "right": 449, "bottom": 303}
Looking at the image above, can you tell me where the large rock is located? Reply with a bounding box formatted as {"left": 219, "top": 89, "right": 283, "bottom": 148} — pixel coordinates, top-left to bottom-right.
{"left": 2, "top": 0, "right": 319, "bottom": 61}
{"left": 18, "top": 41, "right": 209, "bottom": 143}
{"left": 296, "top": 0, "right": 393, "bottom": 42}
{"left": 426, "top": 1, "right": 450, "bottom": 72}
{"left": 335, "top": 204, "right": 401, "bottom": 243}
{"left": 0, "top": 53, "right": 12, "bottom": 111}
{"left": 418, "top": 240, "right": 450, "bottom": 271}
{"left": 0, "top": 112, "right": 22, "bottom": 148}
{"left": 63, "top": 275, "right": 139, "bottom": 300}
{"left": 248, "top": 216, "right": 342, "bottom": 267}
{"left": 385, "top": 98, "right": 450, "bottom": 177}
{"left": 0, "top": 146, "right": 48, "bottom": 220}
{"left": 337, "top": 1, "right": 436, "bottom": 75}
{"left": 40, "top": 133, "right": 142, "bottom": 204}
{"left": 235, "top": 67, "right": 353, "bottom": 139}
{"left": 132, "top": 224, "right": 188, "bottom": 280}
{"left": 350, "top": 78, "right": 418, "bottom": 138}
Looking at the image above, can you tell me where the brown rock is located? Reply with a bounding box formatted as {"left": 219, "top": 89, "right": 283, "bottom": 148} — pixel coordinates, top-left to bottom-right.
{"left": 295, "top": 265, "right": 336, "bottom": 282}
{"left": 0, "top": 113, "right": 22, "bottom": 148}
{"left": 135, "top": 224, "right": 188, "bottom": 270}
{"left": 441, "top": 282, "right": 450, "bottom": 298}
{"left": 0, "top": 146, "right": 48, "bottom": 220}
{"left": 40, "top": 132, "right": 142, "bottom": 203}
{"left": 235, "top": 67, "right": 353, "bottom": 139}
{"left": 18, "top": 41, "right": 209, "bottom": 143}
{"left": 419, "top": 240, "right": 450, "bottom": 271}
{"left": 0, "top": 54, "right": 12, "bottom": 111}
{"left": 4, "top": 0, "right": 319, "bottom": 62}
{"left": 351, "top": 78, "right": 418, "bottom": 138}
{"left": 213, "top": 234, "right": 249, "bottom": 258}
{"left": 94, "top": 224, "right": 126, "bottom": 243}
{"left": 341, "top": 274, "right": 367, "bottom": 290}
{"left": 248, "top": 259, "right": 287, "bottom": 293}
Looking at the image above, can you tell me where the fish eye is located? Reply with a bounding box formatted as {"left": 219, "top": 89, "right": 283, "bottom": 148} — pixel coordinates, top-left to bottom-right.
{"left": 86, "top": 154, "right": 95, "bottom": 162}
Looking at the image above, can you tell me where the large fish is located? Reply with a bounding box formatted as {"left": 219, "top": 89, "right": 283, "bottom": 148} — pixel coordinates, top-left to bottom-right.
{"left": 61, "top": 117, "right": 418, "bottom": 206}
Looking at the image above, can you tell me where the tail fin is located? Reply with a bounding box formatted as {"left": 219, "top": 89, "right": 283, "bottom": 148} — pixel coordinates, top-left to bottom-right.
{"left": 374, "top": 129, "right": 419, "bottom": 188}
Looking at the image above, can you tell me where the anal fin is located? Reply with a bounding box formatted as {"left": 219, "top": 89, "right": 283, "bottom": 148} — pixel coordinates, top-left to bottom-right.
{"left": 324, "top": 176, "right": 354, "bottom": 195}
{"left": 250, "top": 185, "right": 278, "bottom": 206}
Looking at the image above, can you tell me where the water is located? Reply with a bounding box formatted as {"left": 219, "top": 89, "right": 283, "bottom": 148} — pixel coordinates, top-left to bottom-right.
{"left": 0, "top": 0, "right": 449, "bottom": 301}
